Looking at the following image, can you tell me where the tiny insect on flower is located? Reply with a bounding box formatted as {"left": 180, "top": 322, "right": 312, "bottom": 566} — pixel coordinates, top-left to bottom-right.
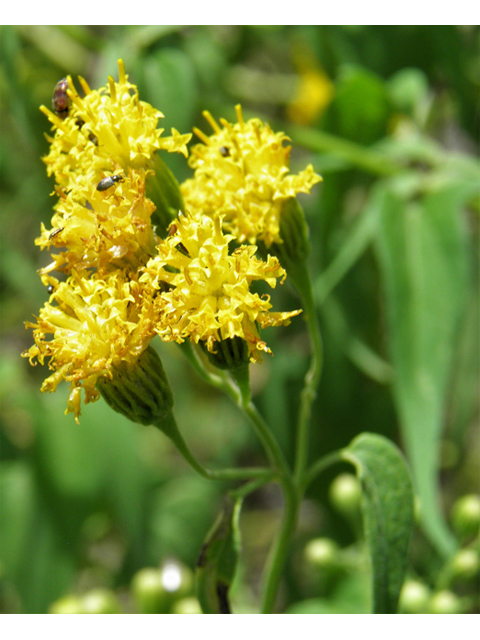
{"left": 52, "top": 78, "right": 71, "bottom": 119}
{"left": 49, "top": 227, "right": 64, "bottom": 240}
{"left": 96, "top": 175, "right": 124, "bottom": 192}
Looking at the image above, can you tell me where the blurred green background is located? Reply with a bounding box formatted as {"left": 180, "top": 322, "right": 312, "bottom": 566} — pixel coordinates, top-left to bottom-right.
{"left": 0, "top": 25, "right": 479, "bottom": 614}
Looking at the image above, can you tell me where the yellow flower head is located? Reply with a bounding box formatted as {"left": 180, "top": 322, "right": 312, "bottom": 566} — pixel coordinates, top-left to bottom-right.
{"left": 141, "top": 211, "right": 301, "bottom": 362}
{"left": 180, "top": 105, "right": 321, "bottom": 247}
{"left": 37, "top": 167, "right": 157, "bottom": 276}
{"left": 286, "top": 53, "right": 335, "bottom": 125}
{"left": 40, "top": 59, "right": 191, "bottom": 189}
{"left": 22, "top": 271, "right": 156, "bottom": 422}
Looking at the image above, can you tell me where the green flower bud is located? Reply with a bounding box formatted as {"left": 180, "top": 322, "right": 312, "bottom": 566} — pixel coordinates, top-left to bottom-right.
{"left": 97, "top": 345, "right": 175, "bottom": 431}
{"left": 161, "top": 560, "right": 194, "bottom": 602}
{"left": 132, "top": 561, "right": 194, "bottom": 614}
{"left": 258, "top": 198, "right": 311, "bottom": 287}
{"left": 329, "top": 473, "right": 362, "bottom": 516}
{"left": 49, "top": 595, "right": 84, "bottom": 614}
{"left": 147, "top": 152, "right": 185, "bottom": 236}
{"left": 451, "top": 494, "right": 480, "bottom": 541}
{"left": 80, "top": 589, "right": 121, "bottom": 614}
{"left": 171, "top": 597, "right": 202, "bottom": 614}
{"left": 131, "top": 568, "right": 169, "bottom": 614}
{"left": 304, "top": 538, "right": 340, "bottom": 569}
{"left": 447, "top": 549, "right": 480, "bottom": 583}
{"left": 398, "top": 579, "right": 431, "bottom": 614}
{"left": 98, "top": 346, "right": 209, "bottom": 474}
{"left": 428, "top": 590, "right": 463, "bottom": 614}
{"left": 200, "top": 336, "right": 250, "bottom": 372}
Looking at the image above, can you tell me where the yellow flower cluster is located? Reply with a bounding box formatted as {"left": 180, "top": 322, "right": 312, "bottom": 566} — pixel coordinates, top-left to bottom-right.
{"left": 24, "top": 62, "right": 313, "bottom": 421}
{"left": 24, "top": 60, "right": 192, "bottom": 420}
{"left": 181, "top": 105, "right": 322, "bottom": 247}
{"left": 37, "top": 167, "right": 157, "bottom": 276}
{"left": 142, "top": 213, "right": 300, "bottom": 362}
{"left": 41, "top": 59, "right": 190, "bottom": 189}
{"left": 24, "top": 272, "right": 156, "bottom": 420}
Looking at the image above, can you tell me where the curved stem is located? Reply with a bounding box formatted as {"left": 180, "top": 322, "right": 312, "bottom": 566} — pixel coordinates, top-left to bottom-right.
{"left": 229, "top": 475, "right": 273, "bottom": 500}
{"left": 242, "top": 400, "right": 292, "bottom": 477}
{"left": 153, "top": 413, "right": 275, "bottom": 483}
{"left": 257, "top": 267, "right": 323, "bottom": 611}
{"left": 302, "top": 450, "right": 343, "bottom": 494}
{"left": 178, "top": 340, "right": 233, "bottom": 394}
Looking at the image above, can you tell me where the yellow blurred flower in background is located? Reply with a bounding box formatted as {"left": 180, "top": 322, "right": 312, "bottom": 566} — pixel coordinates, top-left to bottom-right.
{"left": 286, "top": 55, "right": 334, "bottom": 126}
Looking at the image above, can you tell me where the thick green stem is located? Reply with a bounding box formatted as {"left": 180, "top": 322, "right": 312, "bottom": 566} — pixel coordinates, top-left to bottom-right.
{"left": 260, "top": 477, "right": 299, "bottom": 613}
{"left": 178, "top": 340, "right": 232, "bottom": 394}
{"left": 230, "top": 368, "right": 303, "bottom": 613}
{"left": 293, "top": 266, "right": 324, "bottom": 486}
{"left": 181, "top": 338, "right": 317, "bottom": 613}
{"left": 257, "top": 267, "right": 323, "bottom": 611}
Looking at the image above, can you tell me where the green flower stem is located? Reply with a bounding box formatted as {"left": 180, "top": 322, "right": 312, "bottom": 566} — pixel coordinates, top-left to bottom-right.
{"left": 229, "top": 475, "right": 273, "bottom": 500}
{"left": 230, "top": 368, "right": 301, "bottom": 613}
{"left": 182, "top": 343, "right": 291, "bottom": 477}
{"left": 293, "top": 265, "right": 324, "bottom": 487}
{"left": 240, "top": 392, "right": 292, "bottom": 479}
{"left": 260, "top": 477, "right": 299, "bottom": 613}
{"left": 153, "top": 413, "right": 274, "bottom": 483}
{"left": 182, "top": 337, "right": 322, "bottom": 613}
{"left": 249, "top": 265, "right": 323, "bottom": 612}
{"left": 178, "top": 340, "right": 234, "bottom": 395}
{"left": 302, "top": 450, "right": 343, "bottom": 494}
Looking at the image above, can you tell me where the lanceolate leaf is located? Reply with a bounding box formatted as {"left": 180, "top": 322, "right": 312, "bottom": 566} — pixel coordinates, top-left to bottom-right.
{"left": 375, "top": 178, "right": 475, "bottom": 557}
{"left": 342, "top": 433, "right": 415, "bottom": 614}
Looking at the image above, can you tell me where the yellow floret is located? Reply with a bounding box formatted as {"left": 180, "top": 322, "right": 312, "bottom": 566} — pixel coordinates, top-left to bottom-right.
{"left": 180, "top": 105, "right": 321, "bottom": 247}
{"left": 22, "top": 271, "right": 157, "bottom": 422}
{"left": 141, "top": 211, "right": 301, "bottom": 362}
{"left": 36, "top": 168, "right": 157, "bottom": 276}
{"left": 40, "top": 59, "right": 191, "bottom": 190}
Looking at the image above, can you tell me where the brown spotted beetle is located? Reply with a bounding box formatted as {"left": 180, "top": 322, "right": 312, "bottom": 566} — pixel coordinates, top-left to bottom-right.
{"left": 52, "top": 78, "right": 71, "bottom": 120}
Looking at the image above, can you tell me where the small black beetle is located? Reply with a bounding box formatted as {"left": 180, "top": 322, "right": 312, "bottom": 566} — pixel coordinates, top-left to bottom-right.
{"left": 219, "top": 146, "right": 230, "bottom": 157}
{"left": 52, "top": 78, "right": 70, "bottom": 119}
{"left": 96, "top": 175, "right": 124, "bottom": 191}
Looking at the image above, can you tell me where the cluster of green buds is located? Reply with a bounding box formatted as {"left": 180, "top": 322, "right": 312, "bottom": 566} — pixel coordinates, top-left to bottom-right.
{"left": 49, "top": 589, "right": 121, "bottom": 614}
{"left": 131, "top": 560, "right": 197, "bottom": 614}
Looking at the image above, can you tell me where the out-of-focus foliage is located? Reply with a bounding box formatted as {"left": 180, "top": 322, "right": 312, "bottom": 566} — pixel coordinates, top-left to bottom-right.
{"left": 0, "top": 25, "right": 479, "bottom": 613}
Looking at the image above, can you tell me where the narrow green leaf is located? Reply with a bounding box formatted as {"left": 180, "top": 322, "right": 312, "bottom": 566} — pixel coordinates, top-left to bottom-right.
{"left": 375, "top": 179, "right": 474, "bottom": 556}
{"left": 195, "top": 495, "right": 242, "bottom": 614}
{"left": 342, "top": 433, "right": 415, "bottom": 614}
{"left": 314, "top": 181, "right": 383, "bottom": 305}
